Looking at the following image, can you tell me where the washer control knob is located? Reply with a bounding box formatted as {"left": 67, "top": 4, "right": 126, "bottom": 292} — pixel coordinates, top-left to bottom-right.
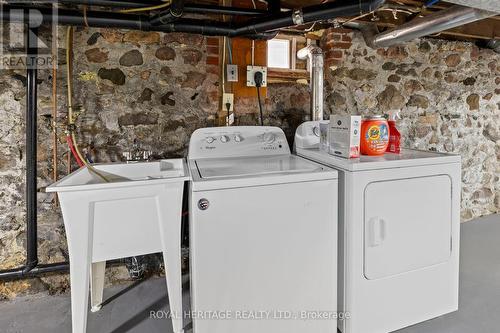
{"left": 234, "top": 134, "right": 243, "bottom": 142}
{"left": 220, "top": 135, "right": 230, "bottom": 143}
{"left": 198, "top": 198, "right": 209, "bottom": 210}
{"left": 263, "top": 132, "right": 276, "bottom": 144}
{"left": 206, "top": 136, "right": 215, "bottom": 144}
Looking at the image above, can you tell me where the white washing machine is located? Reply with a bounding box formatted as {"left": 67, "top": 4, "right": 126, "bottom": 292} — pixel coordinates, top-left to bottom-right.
{"left": 295, "top": 121, "right": 461, "bottom": 333}
{"left": 188, "top": 126, "right": 338, "bottom": 333}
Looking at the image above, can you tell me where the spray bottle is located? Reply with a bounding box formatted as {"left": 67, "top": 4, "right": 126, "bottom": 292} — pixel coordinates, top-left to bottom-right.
{"left": 387, "top": 110, "right": 401, "bottom": 154}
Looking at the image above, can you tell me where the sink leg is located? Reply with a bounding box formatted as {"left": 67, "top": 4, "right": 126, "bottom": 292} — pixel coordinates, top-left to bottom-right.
{"left": 157, "top": 189, "right": 184, "bottom": 333}
{"left": 90, "top": 261, "right": 106, "bottom": 312}
{"left": 61, "top": 200, "right": 94, "bottom": 333}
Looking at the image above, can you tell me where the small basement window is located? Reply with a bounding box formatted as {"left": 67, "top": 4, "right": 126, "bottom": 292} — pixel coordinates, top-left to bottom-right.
{"left": 266, "top": 34, "right": 312, "bottom": 83}
{"left": 267, "top": 39, "right": 290, "bottom": 69}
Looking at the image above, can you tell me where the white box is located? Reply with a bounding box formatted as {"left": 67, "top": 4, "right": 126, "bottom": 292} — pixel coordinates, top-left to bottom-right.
{"left": 329, "top": 115, "right": 361, "bottom": 158}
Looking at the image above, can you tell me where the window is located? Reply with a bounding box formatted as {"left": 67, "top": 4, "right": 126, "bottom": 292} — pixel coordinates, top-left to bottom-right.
{"left": 266, "top": 34, "right": 313, "bottom": 83}
{"left": 267, "top": 39, "right": 290, "bottom": 69}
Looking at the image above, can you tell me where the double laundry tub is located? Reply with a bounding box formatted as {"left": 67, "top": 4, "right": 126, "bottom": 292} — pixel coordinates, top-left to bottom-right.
{"left": 49, "top": 124, "right": 460, "bottom": 333}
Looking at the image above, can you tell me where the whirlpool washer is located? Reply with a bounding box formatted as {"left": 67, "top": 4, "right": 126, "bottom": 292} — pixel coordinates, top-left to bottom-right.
{"left": 188, "top": 126, "right": 338, "bottom": 333}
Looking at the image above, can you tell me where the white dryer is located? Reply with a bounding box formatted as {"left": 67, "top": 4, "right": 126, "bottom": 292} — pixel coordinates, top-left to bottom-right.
{"left": 295, "top": 121, "right": 461, "bottom": 333}
{"left": 188, "top": 126, "right": 338, "bottom": 333}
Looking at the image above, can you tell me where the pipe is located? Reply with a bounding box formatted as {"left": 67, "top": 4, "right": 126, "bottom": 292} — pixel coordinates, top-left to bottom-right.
{"left": 297, "top": 45, "right": 324, "bottom": 121}
{"left": 372, "top": 5, "right": 497, "bottom": 48}
{"left": 1, "top": 1, "right": 385, "bottom": 38}
{"left": 24, "top": 25, "right": 39, "bottom": 274}
{"left": 26, "top": 0, "right": 164, "bottom": 8}
{"left": 234, "top": 0, "right": 384, "bottom": 36}
{"left": 0, "top": 263, "right": 70, "bottom": 280}
{"left": 150, "top": 0, "right": 185, "bottom": 26}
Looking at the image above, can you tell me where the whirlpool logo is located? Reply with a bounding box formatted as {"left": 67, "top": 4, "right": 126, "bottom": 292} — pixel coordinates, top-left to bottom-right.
{"left": 0, "top": 2, "right": 59, "bottom": 69}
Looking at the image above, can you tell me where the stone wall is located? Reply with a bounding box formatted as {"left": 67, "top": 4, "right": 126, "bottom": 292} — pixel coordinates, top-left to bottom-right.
{"left": 0, "top": 25, "right": 498, "bottom": 299}
{"left": 321, "top": 28, "right": 499, "bottom": 221}
{"left": 0, "top": 27, "right": 310, "bottom": 299}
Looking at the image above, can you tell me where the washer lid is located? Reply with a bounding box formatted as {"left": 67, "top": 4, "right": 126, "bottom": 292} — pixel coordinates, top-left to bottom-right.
{"left": 196, "top": 155, "right": 323, "bottom": 179}
{"left": 296, "top": 147, "right": 460, "bottom": 171}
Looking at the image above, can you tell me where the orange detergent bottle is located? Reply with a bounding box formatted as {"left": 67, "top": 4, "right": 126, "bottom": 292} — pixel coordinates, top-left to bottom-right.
{"left": 360, "top": 116, "right": 390, "bottom": 156}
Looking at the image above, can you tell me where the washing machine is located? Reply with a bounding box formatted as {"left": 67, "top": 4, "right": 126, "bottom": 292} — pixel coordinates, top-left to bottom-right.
{"left": 188, "top": 126, "right": 338, "bottom": 333}
{"left": 295, "top": 121, "right": 461, "bottom": 333}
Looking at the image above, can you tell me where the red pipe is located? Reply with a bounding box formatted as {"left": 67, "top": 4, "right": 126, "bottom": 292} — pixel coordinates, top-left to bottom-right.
{"left": 66, "top": 135, "right": 84, "bottom": 167}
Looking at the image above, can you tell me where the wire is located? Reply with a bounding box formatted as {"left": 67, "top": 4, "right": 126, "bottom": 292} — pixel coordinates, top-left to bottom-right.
{"left": 256, "top": 87, "right": 264, "bottom": 126}
{"left": 119, "top": 1, "right": 171, "bottom": 13}
{"left": 227, "top": 37, "right": 233, "bottom": 64}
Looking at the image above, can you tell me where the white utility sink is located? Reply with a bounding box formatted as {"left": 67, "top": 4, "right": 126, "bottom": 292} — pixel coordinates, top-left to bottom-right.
{"left": 47, "top": 159, "right": 189, "bottom": 333}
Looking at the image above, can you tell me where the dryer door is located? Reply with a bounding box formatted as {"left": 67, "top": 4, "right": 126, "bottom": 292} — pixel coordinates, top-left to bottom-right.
{"left": 364, "top": 175, "right": 452, "bottom": 280}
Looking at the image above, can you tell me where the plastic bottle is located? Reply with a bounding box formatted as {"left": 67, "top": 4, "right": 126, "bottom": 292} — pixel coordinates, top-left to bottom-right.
{"left": 387, "top": 111, "right": 401, "bottom": 154}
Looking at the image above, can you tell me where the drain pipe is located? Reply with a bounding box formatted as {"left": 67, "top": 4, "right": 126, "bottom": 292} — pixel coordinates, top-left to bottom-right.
{"left": 372, "top": 5, "right": 497, "bottom": 48}
{"left": 150, "top": 0, "right": 185, "bottom": 26}
{"left": 297, "top": 45, "right": 324, "bottom": 121}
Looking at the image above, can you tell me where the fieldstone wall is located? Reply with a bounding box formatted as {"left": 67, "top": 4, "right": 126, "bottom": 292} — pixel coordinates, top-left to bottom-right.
{"left": 321, "top": 28, "right": 499, "bottom": 221}
{"left": 0, "top": 25, "right": 498, "bottom": 299}
{"left": 0, "top": 27, "right": 310, "bottom": 299}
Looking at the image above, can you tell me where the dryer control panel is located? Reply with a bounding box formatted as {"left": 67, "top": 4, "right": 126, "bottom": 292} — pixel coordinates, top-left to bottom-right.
{"left": 188, "top": 126, "right": 290, "bottom": 159}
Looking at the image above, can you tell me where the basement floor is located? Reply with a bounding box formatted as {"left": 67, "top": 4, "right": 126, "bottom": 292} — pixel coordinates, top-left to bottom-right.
{"left": 1, "top": 214, "right": 499, "bottom": 333}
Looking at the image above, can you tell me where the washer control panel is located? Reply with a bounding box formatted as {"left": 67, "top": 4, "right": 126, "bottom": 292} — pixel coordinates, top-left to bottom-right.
{"left": 188, "top": 126, "right": 290, "bottom": 159}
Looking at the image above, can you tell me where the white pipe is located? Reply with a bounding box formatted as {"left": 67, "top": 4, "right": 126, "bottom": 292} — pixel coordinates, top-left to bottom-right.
{"left": 297, "top": 45, "right": 324, "bottom": 121}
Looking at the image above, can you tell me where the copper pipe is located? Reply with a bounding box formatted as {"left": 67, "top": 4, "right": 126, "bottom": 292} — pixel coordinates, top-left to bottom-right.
{"left": 51, "top": 34, "right": 58, "bottom": 206}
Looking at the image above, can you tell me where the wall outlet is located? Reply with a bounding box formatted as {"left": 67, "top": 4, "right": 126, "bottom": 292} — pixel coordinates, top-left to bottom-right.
{"left": 226, "top": 64, "right": 238, "bottom": 82}
{"left": 246, "top": 65, "right": 267, "bottom": 87}
{"left": 222, "top": 93, "right": 234, "bottom": 112}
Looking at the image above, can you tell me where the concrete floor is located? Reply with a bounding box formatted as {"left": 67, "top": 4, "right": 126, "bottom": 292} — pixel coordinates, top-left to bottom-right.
{"left": 1, "top": 214, "right": 499, "bottom": 333}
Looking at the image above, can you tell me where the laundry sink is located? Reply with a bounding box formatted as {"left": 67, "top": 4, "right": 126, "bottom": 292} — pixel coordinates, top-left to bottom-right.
{"left": 46, "top": 158, "right": 189, "bottom": 333}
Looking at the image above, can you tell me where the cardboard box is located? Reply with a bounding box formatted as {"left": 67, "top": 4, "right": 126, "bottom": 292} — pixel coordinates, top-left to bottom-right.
{"left": 329, "top": 115, "right": 361, "bottom": 158}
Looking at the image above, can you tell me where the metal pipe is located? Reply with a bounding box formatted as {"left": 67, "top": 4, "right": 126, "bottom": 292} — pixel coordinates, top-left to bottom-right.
{"left": 24, "top": 25, "right": 39, "bottom": 274}
{"left": 297, "top": 45, "right": 324, "bottom": 121}
{"left": 372, "top": 5, "right": 497, "bottom": 48}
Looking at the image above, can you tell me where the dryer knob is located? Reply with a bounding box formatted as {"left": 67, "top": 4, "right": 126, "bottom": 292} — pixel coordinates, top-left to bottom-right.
{"left": 206, "top": 137, "right": 215, "bottom": 144}
{"left": 220, "top": 135, "right": 230, "bottom": 143}
{"left": 234, "top": 134, "right": 243, "bottom": 142}
{"left": 263, "top": 132, "right": 276, "bottom": 144}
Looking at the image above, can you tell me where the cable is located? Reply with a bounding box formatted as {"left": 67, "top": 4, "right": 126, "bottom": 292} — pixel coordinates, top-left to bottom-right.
{"left": 119, "top": 1, "right": 171, "bottom": 13}
{"left": 225, "top": 101, "right": 231, "bottom": 126}
{"left": 254, "top": 71, "right": 264, "bottom": 126}
{"left": 227, "top": 37, "right": 233, "bottom": 64}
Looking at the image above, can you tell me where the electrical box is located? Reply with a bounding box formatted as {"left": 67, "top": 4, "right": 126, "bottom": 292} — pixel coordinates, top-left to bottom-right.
{"left": 246, "top": 65, "right": 267, "bottom": 87}
{"left": 222, "top": 93, "right": 234, "bottom": 112}
{"left": 226, "top": 64, "right": 238, "bottom": 82}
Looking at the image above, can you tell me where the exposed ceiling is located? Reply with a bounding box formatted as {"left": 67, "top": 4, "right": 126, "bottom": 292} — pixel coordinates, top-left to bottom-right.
{"left": 276, "top": 0, "right": 500, "bottom": 42}
{"left": 2, "top": 0, "right": 499, "bottom": 43}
